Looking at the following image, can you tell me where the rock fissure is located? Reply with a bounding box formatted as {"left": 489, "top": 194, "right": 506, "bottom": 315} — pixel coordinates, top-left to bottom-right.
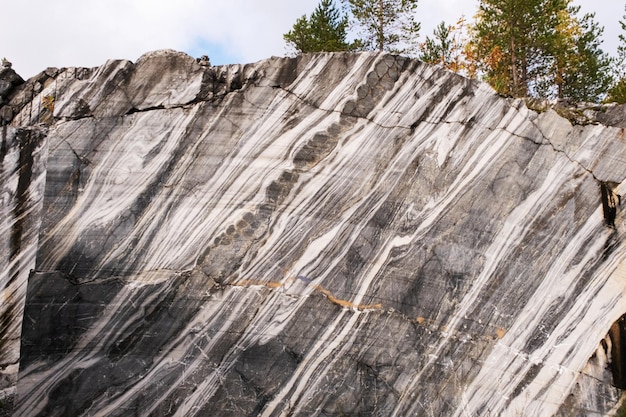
{"left": 502, "top": 119, "right": 623, "bottom": 185}
{"left": 514, "top": 117, "right": 624, "bottom": 229}
{"left": 61, "top": 139, "right": 90, "bottom": 166}
{"left": 278, "top": 81, "right": 491, "bottom": 135}
{"left": 608, "top": 315, "right": 626, "bottom": 389}
{"left": 600, "top": 182, "right": 622, "bottom": 229}
{"left": 276, "top": 84, "right": 395, "bottom": 130}
{"left": 524, "top": 111, "right": 626, "bottom": 187}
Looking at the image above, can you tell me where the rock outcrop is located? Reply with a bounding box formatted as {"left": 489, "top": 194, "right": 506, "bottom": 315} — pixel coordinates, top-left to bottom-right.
{"left": 1, "top": 49, "right": 626, "bottom": 416}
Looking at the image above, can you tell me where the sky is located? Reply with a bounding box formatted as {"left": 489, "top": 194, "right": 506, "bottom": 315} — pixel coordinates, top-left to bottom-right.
{"left": 1, "top": 0, "right": 624, "bottom": 80}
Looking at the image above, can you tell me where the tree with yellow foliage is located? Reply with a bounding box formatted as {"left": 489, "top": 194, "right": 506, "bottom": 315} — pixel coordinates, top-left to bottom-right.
{"left": 467, "top": 0, "right": 562, "bottom": 97}
{"left": 419, "top": 17, "right": 473, "bottom": 76}
{"left": 467, "top": 0, "right": 612, "bottom": 102}
{"left": 555, "top": 10, "right": 612, "bottom": 102}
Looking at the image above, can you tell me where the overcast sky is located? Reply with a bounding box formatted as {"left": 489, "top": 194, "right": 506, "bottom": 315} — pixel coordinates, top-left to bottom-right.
{"left": 1, "top": 0, "right": 623, "bottom": 80}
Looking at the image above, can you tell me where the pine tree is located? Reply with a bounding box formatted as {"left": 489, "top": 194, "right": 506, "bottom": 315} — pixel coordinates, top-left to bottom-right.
{"left": 558, "top": 12, "right": 613, "bottom": 102}
{"left": 419, "top": 22, "right": 453, "bottom": 66}
{"left": 343, "top": 0, "right": 420, "bottom": 55}
{"left": 284, "top": 0, "right": 356, "bottom": 55}
{"left": 468, "top": 0, "right": 569, "bottom": 97}
{"left": 419, "top": 17, "right": 470, "bottom": 74}
{"left": 534, "top": 7, "right": 613, "bottom": 102}
{"left": 534, "top": 6, "right": 580, "bottom": 98}
{"left": 469, "top": 0, "right": 611, "bottom": 102}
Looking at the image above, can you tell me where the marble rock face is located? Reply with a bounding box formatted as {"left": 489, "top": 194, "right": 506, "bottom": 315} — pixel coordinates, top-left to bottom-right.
{"left": 2, "top": 49, "right": 626, "bottom": 416}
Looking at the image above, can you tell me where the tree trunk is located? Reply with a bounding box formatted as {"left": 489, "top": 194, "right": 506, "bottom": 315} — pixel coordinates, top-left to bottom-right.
{"left": 521, "top": 50, "right": 528, "bottom": 97}
{"left": 509, "top": 24, "right": 519, "bottom": 96}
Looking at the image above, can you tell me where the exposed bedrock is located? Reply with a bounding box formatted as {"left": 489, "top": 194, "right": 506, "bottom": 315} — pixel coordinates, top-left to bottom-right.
{"left": 0, "top": 125, "right": 47, "bottom": 405}
{"left": 1, "top": 50, "right": 626, "bottom": 416}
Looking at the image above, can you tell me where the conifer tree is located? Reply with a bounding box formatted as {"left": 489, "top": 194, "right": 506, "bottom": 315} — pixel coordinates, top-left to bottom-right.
{"left": 284, "top": 0, "right": 356, "bottom": 55}
{"left": 419, "top": 22, "right": 453, "bottom": 66}
{"left": 343, "top": 0, "right": 420, "bottom": 55}
{"left": 533, "top": 7, "right": 612, "bottom": 102}
{"left": 558, "top": 12, "right": 613, "bottom": 102}
{"left": 469, "top": 0, "right": 611, "bottom": 102}
{"left": 419, "top": 18, "right": 470, "bottom": 74}
{"left": 468, "top": 0, "right": 568, "bottom": 97}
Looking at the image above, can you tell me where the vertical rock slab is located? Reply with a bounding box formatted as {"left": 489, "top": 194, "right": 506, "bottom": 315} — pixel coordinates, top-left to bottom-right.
{"left": 0, "top": 126, "right": 46, "bottom": 404}
{"left": 6, "top": 51, "right": 626, "bottom": 416}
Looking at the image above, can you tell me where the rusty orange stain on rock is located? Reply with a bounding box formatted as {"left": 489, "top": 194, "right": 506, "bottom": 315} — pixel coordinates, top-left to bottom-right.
{"left": 496, "top": 327, "right": 507, "bottom": 339}
{"left": 313, "top": 285, "right": 382, "bottom": 310}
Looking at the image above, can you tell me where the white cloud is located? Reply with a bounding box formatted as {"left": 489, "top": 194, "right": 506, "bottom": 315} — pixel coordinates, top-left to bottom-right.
{"left": 0, "top": 0, "right": 622, "bottom": 79}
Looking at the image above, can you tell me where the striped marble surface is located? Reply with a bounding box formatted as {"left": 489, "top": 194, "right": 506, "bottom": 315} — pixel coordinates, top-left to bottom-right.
{"left": 3, "top": 50, "right": 626, "bottom": 416}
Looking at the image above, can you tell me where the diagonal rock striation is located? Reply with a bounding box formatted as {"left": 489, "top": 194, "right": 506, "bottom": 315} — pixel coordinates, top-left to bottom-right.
{"left": 1, "top": 49, "right": 626, "bottom": 416}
